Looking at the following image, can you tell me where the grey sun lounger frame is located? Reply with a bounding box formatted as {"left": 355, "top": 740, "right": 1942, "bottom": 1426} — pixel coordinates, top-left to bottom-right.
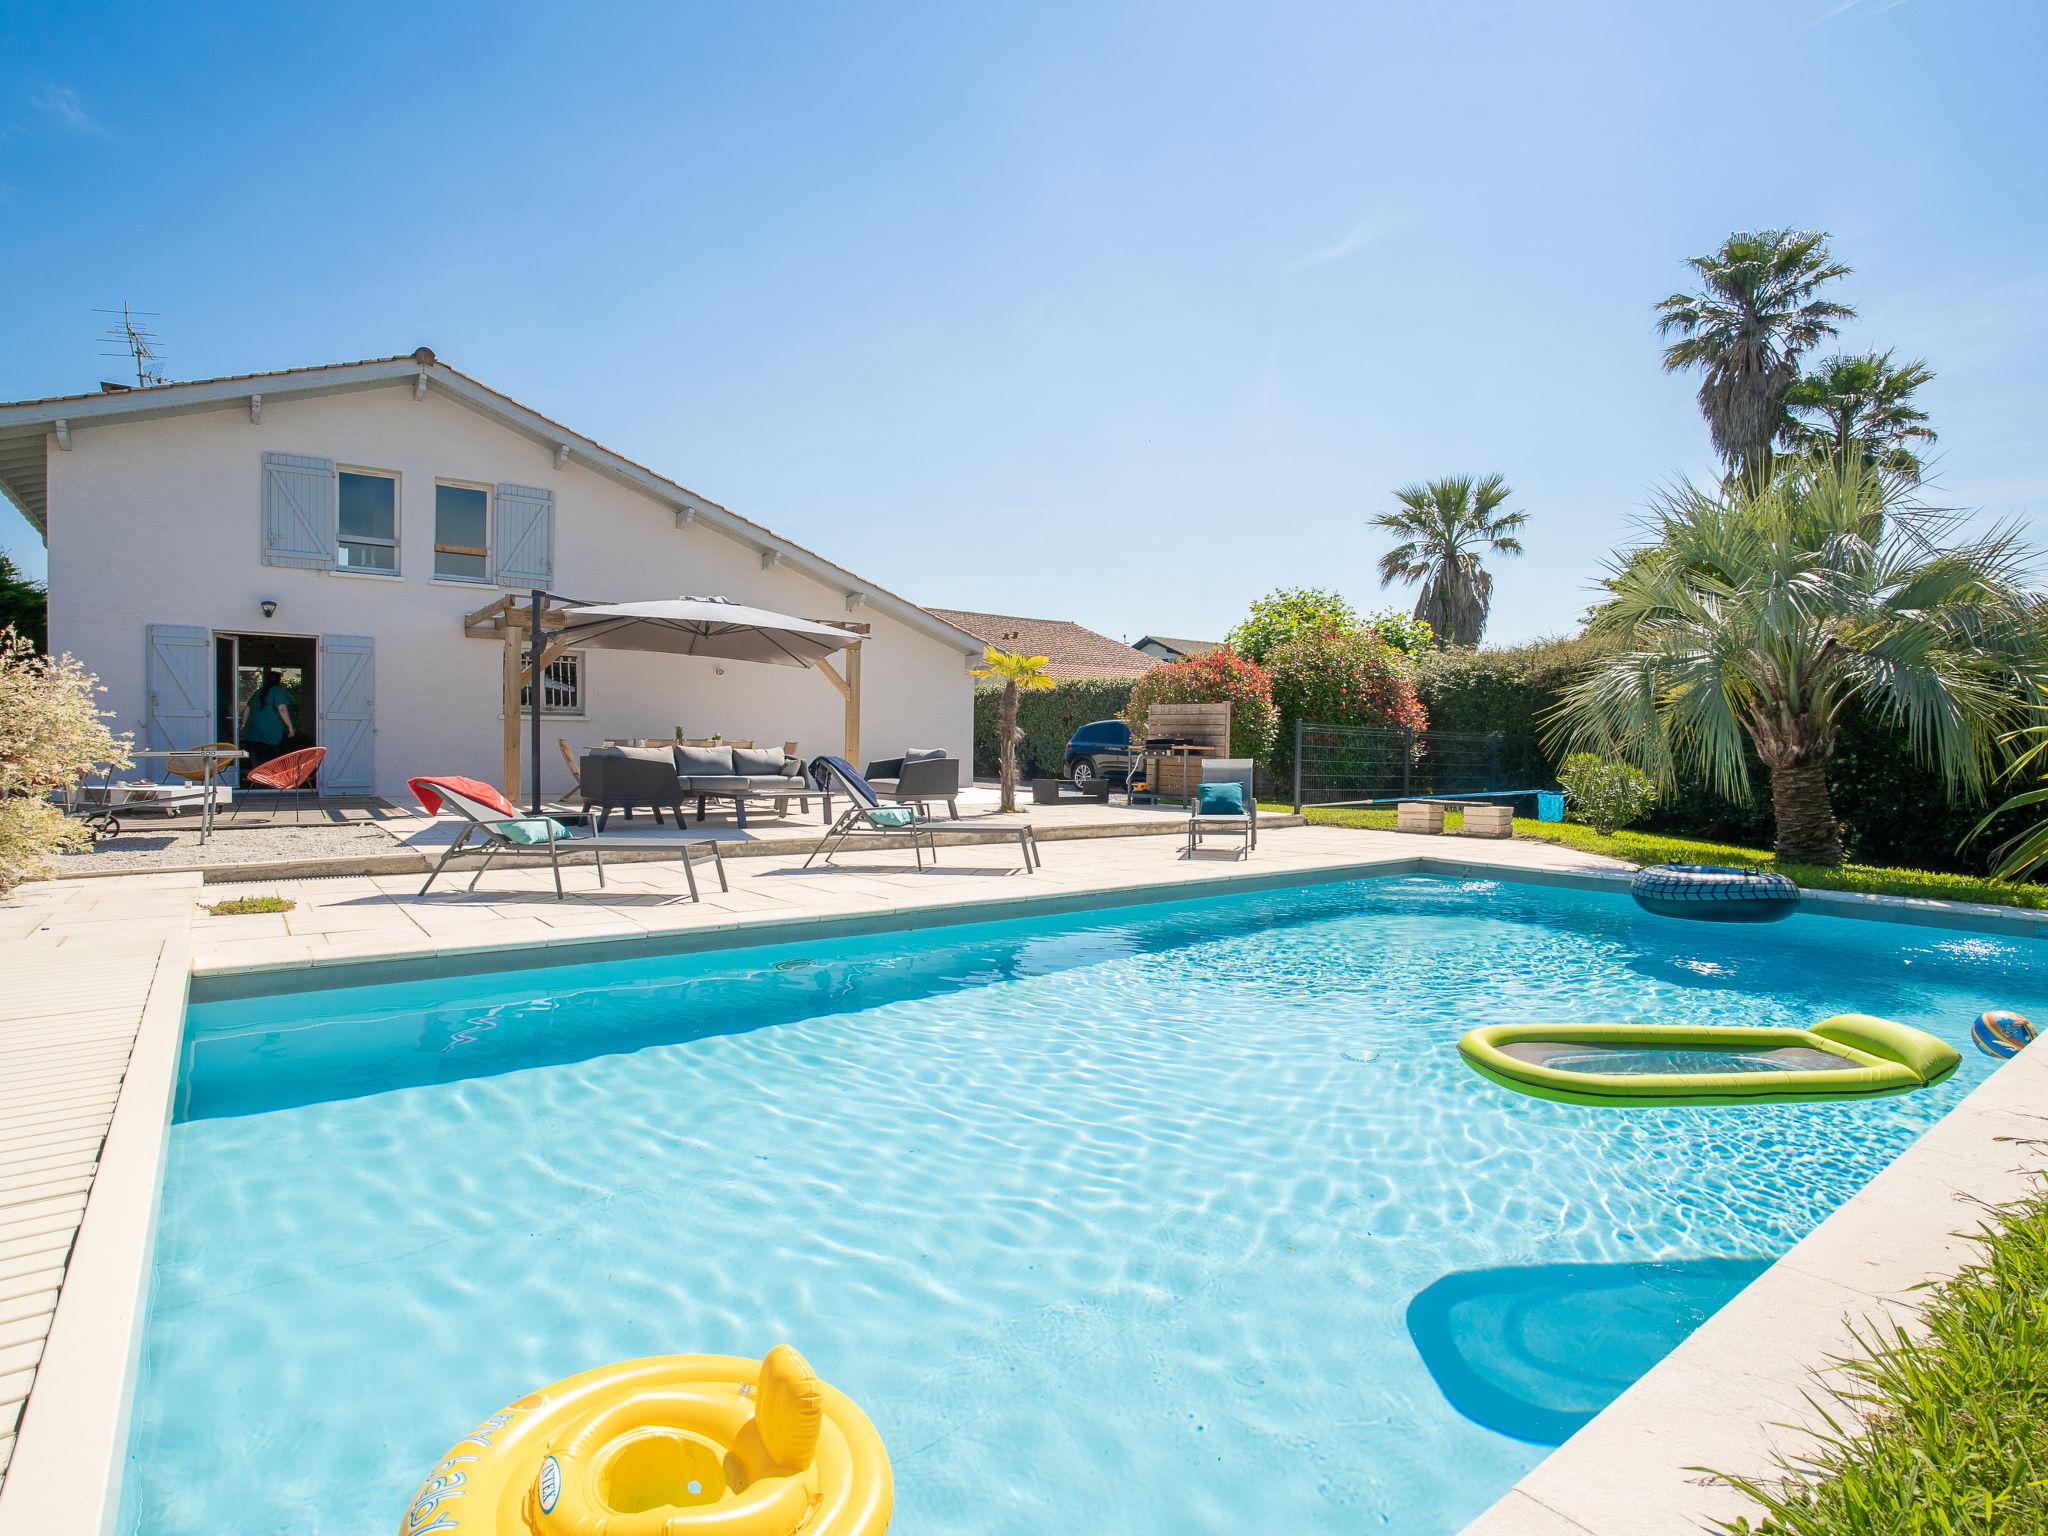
{"left": 419, "top": 782, "right": 728, "bottom": 901}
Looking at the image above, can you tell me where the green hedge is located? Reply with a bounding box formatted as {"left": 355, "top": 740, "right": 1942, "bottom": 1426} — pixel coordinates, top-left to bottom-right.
{"left": 972, "top": 678, "right": 1136, "bottom": 780}
{"left": 1404, "top": 636, "right": 2017, "bottom": 873}
{"left": 1409, "top": 635, "right": 1609, "bottom": 791}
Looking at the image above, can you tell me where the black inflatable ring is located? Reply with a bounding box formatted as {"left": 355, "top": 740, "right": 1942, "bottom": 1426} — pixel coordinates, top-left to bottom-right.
{"left": 1630, "top": 863, "right": 1800, "bottom": 923}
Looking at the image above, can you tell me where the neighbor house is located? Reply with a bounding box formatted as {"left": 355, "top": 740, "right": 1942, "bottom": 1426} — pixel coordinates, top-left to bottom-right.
{"left": 1132, "top": 635, "right": 1219, "bottom": 664}
{"left": 0, "top": 349, "right": 981, "bottom": 799}
{"left": 928, "top": 609, "right": 1156, "bottom": 680}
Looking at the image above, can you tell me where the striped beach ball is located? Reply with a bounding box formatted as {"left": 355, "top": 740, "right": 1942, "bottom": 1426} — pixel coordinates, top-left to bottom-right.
{"left": 1970, "top": 1009, "right": 2036, "bottom": 1060}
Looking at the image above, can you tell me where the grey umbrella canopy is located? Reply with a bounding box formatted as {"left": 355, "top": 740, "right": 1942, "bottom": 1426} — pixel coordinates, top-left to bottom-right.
{"left": 553, "top": 595, "right": 859, "bottom": 667}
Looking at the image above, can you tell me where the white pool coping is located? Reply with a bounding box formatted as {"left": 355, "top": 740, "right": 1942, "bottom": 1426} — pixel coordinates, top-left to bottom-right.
{"left": 1, "top": 831, "right": 2044, "bottom": 1535}
{"left": 1460, "top": 1035, "right": 2047, "bottom": 1536}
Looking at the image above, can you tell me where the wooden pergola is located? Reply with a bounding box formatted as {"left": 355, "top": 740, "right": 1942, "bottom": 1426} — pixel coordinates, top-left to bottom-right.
{"left": 463, "top": 593, "right": 868, "bottom": 802}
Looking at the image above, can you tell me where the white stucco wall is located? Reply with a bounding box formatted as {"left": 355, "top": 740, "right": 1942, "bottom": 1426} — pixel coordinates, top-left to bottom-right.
{"left": 43, "top": 385, "right": 974, "bottom": 798}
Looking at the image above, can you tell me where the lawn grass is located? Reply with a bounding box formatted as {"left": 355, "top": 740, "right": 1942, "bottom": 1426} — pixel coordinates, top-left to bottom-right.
{"left": 1708, "top": 1177, "right": 2048, "bottom": 1534}
{"left": 1264, "top": 803, "right": 2048, "bottom": 912}
{"left": 202, "top": 895, "right": 295, "bottom": 916}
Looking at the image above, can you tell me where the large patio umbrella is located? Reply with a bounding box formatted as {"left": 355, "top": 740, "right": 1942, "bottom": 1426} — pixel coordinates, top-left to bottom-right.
{"left": 520, "top": 593, "right": 860, "bottom": 811}
{"left": 553, "top": 595, "right": 859, "bottom": 667}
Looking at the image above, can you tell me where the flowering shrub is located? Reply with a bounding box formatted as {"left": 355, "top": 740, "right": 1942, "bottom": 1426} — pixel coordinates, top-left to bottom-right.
{"left": 1557, "top": 752, "right": 1658, "bottom": 835}
{"left": 0, "top": 629, "right": 130, "bottom": 891}
{"left": 1266, "top": 626, "right": 1428, "bottom": 783}
{"left": 1123, "top": 648, "right": 1279, "bottom": 762}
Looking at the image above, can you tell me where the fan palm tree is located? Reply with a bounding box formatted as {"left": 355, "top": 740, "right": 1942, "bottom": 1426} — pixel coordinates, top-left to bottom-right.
{"left": 1656, "top": 229, "right": 1855, "bottom": 484}
{"left": 1549, "top": 457, "right": 2045, "bottom": 867}
{"left": 972, "top": 646, "right": 1055, "bottom": 812}
{"left": 1372, "top": 474, "right": 1527, "bottom": 646}
{"left": 1780, "top": 351, "right": 1937, "bottom": 481}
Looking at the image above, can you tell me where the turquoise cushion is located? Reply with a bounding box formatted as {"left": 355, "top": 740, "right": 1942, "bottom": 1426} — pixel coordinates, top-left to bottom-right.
{"left": 866, "top": 806, "right": 916, "bottom": 828}
{"left": 489, "top": 817, "right": 570, "bottom": 846}
{"left": 1198, "top": 783, "right": 1245, "bottom": 817}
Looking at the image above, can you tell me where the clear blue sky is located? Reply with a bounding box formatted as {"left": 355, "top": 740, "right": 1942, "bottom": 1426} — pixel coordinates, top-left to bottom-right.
{"left": 2, "top": 0, "right": 2041, "bottom": 646}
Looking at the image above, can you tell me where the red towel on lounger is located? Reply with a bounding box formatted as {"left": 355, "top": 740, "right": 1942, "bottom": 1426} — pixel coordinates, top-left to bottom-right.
{"left": 407, "top": 776, "right": 518, "bottom": 818}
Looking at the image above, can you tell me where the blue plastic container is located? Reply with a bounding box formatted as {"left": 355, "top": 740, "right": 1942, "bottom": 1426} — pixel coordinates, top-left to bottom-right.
{"left": 1536, "top": 791, "right": 1565, "bottom": 823}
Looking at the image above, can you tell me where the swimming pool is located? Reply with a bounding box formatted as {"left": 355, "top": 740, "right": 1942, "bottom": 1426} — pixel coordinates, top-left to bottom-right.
{"left": 121, "top": 874, "right": 2040, "bottom": 1534}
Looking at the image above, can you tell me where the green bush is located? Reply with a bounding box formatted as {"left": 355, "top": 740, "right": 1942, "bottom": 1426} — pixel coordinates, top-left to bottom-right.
{"left": 1363, "top": 611, "right": 1437, "bottom": 658}
{"left": 1556, "top": 752, "right": 1657, "bottom": 834}
{"left": 1122, "top": 650, "right": 1279, "bottom": 763}
{"left": 1226, "top": 588, "right": 1358, "bottom": 665}
{"left": 1267, "top": 626, "right": 1428, "bottom": 784}
{"left": 970, "top": 677, "right": 1135, "bottom": 779}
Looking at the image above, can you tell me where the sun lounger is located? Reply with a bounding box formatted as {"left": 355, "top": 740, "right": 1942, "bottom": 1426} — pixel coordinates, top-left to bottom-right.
{"left": 804, "top": 756, "right": 1036, "bottom": 871}
{"left": 409, "top": 775, "right": 727, "bottom": 901}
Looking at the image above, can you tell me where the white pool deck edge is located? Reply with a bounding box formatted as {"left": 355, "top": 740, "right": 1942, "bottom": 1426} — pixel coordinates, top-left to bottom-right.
{"left": 0, "top": 830, "right": 2043, "bottom": 1535}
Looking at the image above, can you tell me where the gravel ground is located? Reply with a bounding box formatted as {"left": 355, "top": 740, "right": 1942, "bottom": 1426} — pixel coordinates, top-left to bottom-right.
{"left": 55, "top": 820, "right": 409, "bottom": 873}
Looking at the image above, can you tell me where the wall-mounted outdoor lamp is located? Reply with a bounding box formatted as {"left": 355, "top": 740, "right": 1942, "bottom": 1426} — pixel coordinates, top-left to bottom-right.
{"left": 260, "top": 599, "right": 278, "bottom": 619}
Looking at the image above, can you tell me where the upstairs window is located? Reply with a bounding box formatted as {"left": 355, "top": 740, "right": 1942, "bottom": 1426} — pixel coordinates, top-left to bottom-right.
{"left": 337, "top": 470, "right": 398, "bottom": 571}
{"left": 434, "top": 482, "right": 491, "bottom": 581}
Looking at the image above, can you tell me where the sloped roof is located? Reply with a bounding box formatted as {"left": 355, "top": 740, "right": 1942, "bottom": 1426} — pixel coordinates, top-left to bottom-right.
{"left": 0, "top": 348, "right": 982, "bottom": 657}
{"left": 931, "top": 608, "right": 1157, "bottom": 680}
{"left": 1135, "top": 635, "right": 1221, "bottom": 658}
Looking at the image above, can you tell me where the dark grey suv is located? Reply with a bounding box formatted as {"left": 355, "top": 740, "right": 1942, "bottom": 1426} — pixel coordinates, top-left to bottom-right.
{"left": 1062, "top": 719, "right": 1136, "bottom": 783}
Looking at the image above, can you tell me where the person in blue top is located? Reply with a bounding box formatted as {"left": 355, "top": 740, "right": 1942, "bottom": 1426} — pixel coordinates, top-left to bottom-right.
{"left": 239, "top": 669, "right": 295, "bottom": 769}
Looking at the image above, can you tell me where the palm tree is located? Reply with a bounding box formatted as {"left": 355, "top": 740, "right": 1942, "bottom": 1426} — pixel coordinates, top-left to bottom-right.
{"left": 1780, "top": 351, "right": 1937, "bottom": 481}
{"left": 1549, "top": 457, "right": 2044, "bottom": 867}
{"left": 1657, "top": 229, "right": 1855, "bottom": 484}
{"left": 1372, "top": 474, "right": 1527, "bottom": 646}
{"left": 972, "top": 646, "right": 1055, "bottom": 812}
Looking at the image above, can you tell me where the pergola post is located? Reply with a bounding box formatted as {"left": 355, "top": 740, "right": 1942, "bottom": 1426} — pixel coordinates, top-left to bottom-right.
{"left": 844, "top": 641, "right": 862, "bottom": 766}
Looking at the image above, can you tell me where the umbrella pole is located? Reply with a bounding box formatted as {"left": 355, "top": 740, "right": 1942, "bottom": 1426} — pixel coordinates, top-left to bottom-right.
{"left": 529, "top": 586, "right": 546, "bottom": 816}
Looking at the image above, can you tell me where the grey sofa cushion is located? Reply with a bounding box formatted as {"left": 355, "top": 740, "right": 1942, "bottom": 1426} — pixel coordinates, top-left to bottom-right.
{"left": 732, "top": 746, "right": 787, "bottom": 777}
{"left": 904, "top": 746, "right": 947, "bottom": 763}
{"left": 685, "top": 774, "right": 751, "bottom": 794}
{"left": 673, "top": 745, "right": 735, "bottom": 777}
{"left": 608, "top": 744, "right": 676, "bottom": 766}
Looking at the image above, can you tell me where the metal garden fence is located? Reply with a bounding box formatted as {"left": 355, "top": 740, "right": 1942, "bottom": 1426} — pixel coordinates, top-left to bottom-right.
{"left": 1288, "top": 721, "right": 1506, "bottom": 812}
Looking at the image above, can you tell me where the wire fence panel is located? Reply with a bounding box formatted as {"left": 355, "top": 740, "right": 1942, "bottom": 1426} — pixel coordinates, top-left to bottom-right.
{"left": 1290, "top": 722, "right": 1505, "bottom": 809}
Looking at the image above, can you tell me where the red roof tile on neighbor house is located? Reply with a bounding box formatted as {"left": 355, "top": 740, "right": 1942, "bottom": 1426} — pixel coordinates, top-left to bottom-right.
{"left": 929, "top": 609, "right": 1157, "bottom": 680}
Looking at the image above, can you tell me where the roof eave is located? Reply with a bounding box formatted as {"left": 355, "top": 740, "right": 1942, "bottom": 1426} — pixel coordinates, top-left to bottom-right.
{"left": 0, "top": 356, "right": 984, "bottom": 657}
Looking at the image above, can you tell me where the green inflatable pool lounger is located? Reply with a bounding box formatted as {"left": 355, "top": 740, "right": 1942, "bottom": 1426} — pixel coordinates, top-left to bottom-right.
{"left": 1457, "top": 1014, "right": 1962, "bottom": 1108}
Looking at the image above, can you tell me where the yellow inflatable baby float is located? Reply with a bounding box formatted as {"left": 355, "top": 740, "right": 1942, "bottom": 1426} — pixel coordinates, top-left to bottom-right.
{"left": 400, "top": 1345, "right": 891, "bottom": 1536}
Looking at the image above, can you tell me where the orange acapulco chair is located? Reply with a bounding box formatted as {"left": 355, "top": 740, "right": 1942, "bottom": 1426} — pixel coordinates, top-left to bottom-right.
{"left": 242, "top": 745, "right": 327, "bottom": 823}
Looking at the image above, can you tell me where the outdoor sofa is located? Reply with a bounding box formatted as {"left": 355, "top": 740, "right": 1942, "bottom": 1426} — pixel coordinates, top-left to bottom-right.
{"left": 580, "top": 744, "right": 819, "bottom": 831}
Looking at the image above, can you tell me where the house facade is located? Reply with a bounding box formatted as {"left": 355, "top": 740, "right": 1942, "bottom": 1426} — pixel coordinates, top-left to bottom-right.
{"left": 0, "top": 350, "right": 980, "bottom": 799}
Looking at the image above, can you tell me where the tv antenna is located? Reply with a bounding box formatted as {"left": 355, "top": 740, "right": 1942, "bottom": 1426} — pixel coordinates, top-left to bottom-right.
{"left": 94, "top": 303, "right": 166, "bottom": 388}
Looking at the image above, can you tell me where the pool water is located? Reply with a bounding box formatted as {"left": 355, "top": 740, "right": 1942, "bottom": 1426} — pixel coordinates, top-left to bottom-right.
{"left": 122, "top": 876, "right": 2041, "bottom": 1535}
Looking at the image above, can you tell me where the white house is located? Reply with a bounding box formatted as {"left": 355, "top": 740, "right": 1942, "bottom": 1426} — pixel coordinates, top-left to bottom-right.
{"left": 0, "top": 348, "right": 981, "bottom": 800}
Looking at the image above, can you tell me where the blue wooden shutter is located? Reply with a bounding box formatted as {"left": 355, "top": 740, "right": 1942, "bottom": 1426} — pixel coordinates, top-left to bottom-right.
{"left": 145, "top": 624, "right": 213, "bottom": 772}
{"left": 262, "top": 452, "right": 338, "bottom": 569}
{"left": 493, "top": 482, "right": 554, "bottom": 587}
{"left": 316, "top": 634, "right": 375, "bottom": 791}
